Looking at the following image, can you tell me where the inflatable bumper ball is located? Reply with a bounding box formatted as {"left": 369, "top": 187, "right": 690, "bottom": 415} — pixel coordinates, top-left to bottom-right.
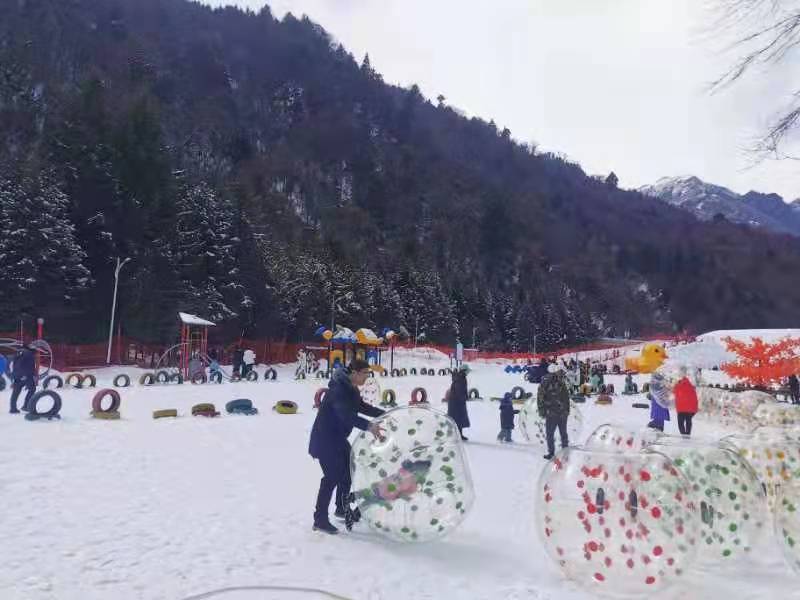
{"left": 721, "top": 431, "right": 800, "bottom": 510}
{"left": 519, "top": 396, "right": 584, "bottom": 448}
{"left": 584, "top": 424, "right": 659, "bottom": 454}
{"left": 775, "top": 479, "right": 800, "bottom": 573}
{"left": 647, "top": 437, "right": 767, "bottom": 561}
{"left": 537, "top": 447, "right": 698, "bottom": 596}
{"left": 753, "top": 402, "right": 800, "bottom": 428}
{"left": 350, "top": 405, "right": 475, "bottom": 542}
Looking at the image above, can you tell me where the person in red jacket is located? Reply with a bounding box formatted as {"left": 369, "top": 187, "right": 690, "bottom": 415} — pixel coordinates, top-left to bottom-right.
{"left": 673, "top": 366, "right": 698, "bottom": 436}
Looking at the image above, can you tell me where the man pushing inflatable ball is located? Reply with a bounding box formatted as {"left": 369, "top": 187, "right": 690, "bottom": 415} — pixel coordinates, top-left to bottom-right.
{"left": 308, "top": 359, "right": 385, "bottom": 535}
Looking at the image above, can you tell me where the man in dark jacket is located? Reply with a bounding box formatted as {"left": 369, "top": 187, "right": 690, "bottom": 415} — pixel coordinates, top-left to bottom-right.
{"left": 231, "top": 346, "right": 244, "bottom": 378}
{"left": 447, "top": 365, "right": 471, "bottom": 440}
{"left": 308, "top": 359, "right": 385, "bottom": 534}
{"left": 789, "top": 374, "right": 800, "bottom": 405}
{"left": 537, "top": 363, "right": 570, "bottom": 460}
{"left": 9, "top": 345, "right": 37, "bottom": 414}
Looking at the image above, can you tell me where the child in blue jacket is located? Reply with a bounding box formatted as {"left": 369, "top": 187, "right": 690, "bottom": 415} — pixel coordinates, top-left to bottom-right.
{"left": 497, "top": 393, "right": 520, "bottom": 443}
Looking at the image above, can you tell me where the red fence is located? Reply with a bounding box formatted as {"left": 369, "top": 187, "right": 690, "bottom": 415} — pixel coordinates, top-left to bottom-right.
{"left": 0, "top": 332, "right": 691, "bottom": 371}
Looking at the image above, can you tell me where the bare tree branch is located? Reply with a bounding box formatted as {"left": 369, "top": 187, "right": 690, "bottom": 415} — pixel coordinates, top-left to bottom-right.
{"left": 711, "top": 0, "right": 800, "bottom": 158}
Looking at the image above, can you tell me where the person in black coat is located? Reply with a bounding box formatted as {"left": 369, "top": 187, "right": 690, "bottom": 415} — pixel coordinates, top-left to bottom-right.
{"left": 308, "top": 359, "right": 385, "bottom": 534}
{"left": 497, "top": 393, "right": 520, "bottom": 443}
{"left": 9, "top": 345, "right": 36, "bottom": 414}
{"left": 790, "top": 374, "right": 800, "bottom": 405}
{"left": 447, "top": 365, "right": 471, "bottom": 441}
{"left": 232, "top": 346, "right": 244, "bottom": 378}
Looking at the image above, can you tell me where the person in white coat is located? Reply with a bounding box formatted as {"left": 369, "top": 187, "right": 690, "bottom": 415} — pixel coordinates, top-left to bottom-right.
{"left": 242, "top": 348, "right": 256, "bottom": 377}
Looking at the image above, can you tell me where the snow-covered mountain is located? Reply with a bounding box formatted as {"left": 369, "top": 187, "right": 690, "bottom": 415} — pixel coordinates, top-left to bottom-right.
{"left": 639, "top": 175, "right": 800, "bottom": 236}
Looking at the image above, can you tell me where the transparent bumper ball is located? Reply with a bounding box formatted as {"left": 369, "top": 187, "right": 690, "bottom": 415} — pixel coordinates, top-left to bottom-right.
{"left": 647, "top": 436, "right": 767, "bottom": 561}
{"left": 584, "top": 424, "right": 660, "bottom": 454}
{"left": 537, "top": 447, "right": 698, "bottom": 597}
{"left": 753, "top": 402, "right": 800, "bottom": 428}
{"left": 350, "top": 405, "right": 474, "bottom": 542}
{"left": 519, "top": 397, "right": 584, "bottom": 448}
{"left": 775, "top": 479, "right": 800, "bottom": 573}
{"left": 721, "top": 431, "right": 800, "bottom": 510}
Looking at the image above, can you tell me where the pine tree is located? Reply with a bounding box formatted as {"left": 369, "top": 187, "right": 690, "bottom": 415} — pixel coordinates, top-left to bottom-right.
{"left": 0, "top": 175, "right": 91, "bottom": 324}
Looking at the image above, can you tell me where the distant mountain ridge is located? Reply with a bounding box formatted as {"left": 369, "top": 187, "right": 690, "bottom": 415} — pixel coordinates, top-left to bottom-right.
{"left": 639, "top": 176, "right": 800, "bottom": 237}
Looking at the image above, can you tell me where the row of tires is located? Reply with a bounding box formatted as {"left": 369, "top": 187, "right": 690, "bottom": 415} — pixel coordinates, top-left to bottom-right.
{"left": 39, "top": 368, "right": 280, "bottom": 390}
{"left": 312, "top": 386, "right": 483, "bottom": 409}
{"left": 307, "top": 367, "right": 455, "bottom": 380}
{"left": 23, "top": 388, "right": 300, "bottom": 422}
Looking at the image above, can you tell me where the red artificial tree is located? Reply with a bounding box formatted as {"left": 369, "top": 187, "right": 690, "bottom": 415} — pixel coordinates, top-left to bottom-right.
{"left": 721, "top": 336, "right": 800, "bottom": 389}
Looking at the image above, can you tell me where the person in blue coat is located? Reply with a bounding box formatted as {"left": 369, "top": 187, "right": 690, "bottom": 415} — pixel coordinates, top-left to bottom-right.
{"left": 0, "top": 353, "right": 8, "bottom": 391}
{"left": 9, "top": 345, "right": 36, "bottom": 413}
{"left": 308, "top": 359, "right": 385, "bottom": 534}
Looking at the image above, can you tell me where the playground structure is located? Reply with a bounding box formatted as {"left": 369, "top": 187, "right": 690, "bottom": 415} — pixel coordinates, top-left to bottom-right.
{"left": 0, "top": 337, "right": 53, "bottom": 379}
{"left": 314, "top": 326, "right": 396, "bottom": 374}
{"left": 178, "top": 312, "right": 215, "bottom": 379}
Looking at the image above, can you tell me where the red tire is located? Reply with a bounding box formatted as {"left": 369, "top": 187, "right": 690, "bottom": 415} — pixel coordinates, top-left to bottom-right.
{"left": 92, "top": 389, "right": 121, "bottom": 413}
{"left": 410, "top": 387, "right": 428, "bottom": 405}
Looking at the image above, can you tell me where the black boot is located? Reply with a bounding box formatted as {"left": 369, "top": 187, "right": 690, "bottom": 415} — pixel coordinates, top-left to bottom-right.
{"left": 312, "top": 520, "right": 339, "bottom": 535}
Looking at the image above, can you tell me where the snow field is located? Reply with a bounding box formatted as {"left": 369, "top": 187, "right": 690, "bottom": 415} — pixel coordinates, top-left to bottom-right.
{"left": 0, "top": 361, "right": 798, "bottom": 600}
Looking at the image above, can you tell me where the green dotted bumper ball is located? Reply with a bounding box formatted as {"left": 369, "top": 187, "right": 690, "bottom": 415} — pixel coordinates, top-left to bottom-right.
{"left": 518, "top": 396, "right": 583, "bottom": 448}
{"left": 350, "top": 405, "right": 475, "bottom": 542}
{"left": 753, "top": 402, "right": 800, "bottom": 428}
{"left": 775, "top": 479, "right": 800, "bottom": 573}
{"left": 647, "top": 437, "right": 767, "bottom": 562}
{"left": 721, "top": 431, "right": 800, "bottom": 511}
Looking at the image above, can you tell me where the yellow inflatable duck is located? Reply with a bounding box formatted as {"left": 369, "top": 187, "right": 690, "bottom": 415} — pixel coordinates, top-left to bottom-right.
{"left": 624, "top": 343, "right": 668, "bottom": 374}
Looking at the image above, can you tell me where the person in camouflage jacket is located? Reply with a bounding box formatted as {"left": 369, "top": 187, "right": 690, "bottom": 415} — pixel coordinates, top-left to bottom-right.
{"left": 537, "top": 364, "right": 571, "bottom": 460}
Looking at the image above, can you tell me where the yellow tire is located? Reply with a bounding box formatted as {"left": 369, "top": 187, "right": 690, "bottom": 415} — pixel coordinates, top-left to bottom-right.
{"left": 274, "top": 401, "right": 298, "bottom": 414}
{"left": 153, "top": 409, "right": 178, "bottom": 419}
{"left": 91, "top": 410, "right": 121, "bottom": 420}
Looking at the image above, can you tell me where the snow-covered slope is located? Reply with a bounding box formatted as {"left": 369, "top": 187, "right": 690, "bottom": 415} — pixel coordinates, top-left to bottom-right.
{"left": 1, "top": 356, "right": 798, "bottom": 600}
{"left": 639, "top": 175, "right": 800, "bottom": 236}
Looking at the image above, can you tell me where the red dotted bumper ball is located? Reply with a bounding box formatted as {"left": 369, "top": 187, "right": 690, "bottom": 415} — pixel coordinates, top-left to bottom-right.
{"left": 536, "top": 447, "right": 698, "bottom": 596}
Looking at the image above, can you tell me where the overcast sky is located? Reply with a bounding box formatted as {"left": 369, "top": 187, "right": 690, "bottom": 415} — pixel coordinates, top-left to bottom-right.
{"left": 201, "top": 0, "right": 799, "bottom": 199}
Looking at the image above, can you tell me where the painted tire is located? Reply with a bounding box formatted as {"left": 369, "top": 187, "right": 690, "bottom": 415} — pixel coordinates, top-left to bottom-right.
{"left": 155, "top": 370, "right": 170, "bottom": 384}
{"left": 410, "top": 368, "right": 417, "bottom": 375}
{"left": 27, "top": 390, "right": 62, "bottom": 420}
{"left": 438, "top": 369, "right": 448, "bottom": 376}
{"left": 381, "top": 389, "right": 397, "bottom": 407}
{"left": 113, "top": 374, "right": 130, "bottom": 388}
{"left": 191, "top": 372, "right": 208, "bottom": 385}
{"left": 428, "top": 371, "right": 435, "bottom": 377}
{"left": 170, "top": 373, "right": 183, "bottom": 384}
{"left": 264, "top": 368, "right": 278, "bottom": 381}
{"left": 92, "top": 389, "right": 121, "bottom": 413}
{"left": 410, "top": 387, "right": 428, "bottom": 405}
{"left": 139, "top": 373, "right": 155, "bottom": 386}
{"left": 210, "top": 372, "right": 223, "bottom": 384}
{"left": 314, "top": 388, "right": 328, "bottom": 409}
{"left": 400, "top": 368, "right": 408, "bottom": 376}
{"left": 633, "top": 403, "right": 649, "bottom": 409}
{"left": 315, "top": 370, "right": 326, "bottom": 379}
{"left": 642, "top": 383, "right": 650, "bottom": 393}
{"left": 296, "top": 372, "right": 306, "bottom": 380}
{"left": 226, "top": 398, "right": 258, "bottom": 415}
{"left": 66, "top": 373, "right": 84, "bottom": 388}
{"left": 246, "top": 370, "right": 258, "bottom": 382}
{"left": 274, "top": 400, "right": 298, "bottom": 414}
{"left": 391, "top": 369, "right": 401, "bottom": 377}
{"left": 191, "top": 403, "right": 218, "bottom": 417}
{"left": 43, "top": 375, "right": 64, "bottom": 390}
{"left": 468, "top": 388, "right": 480, "bottom": 400}
{"left": 92, "top": 410, "right": 120, "bottom": 420}
{"left": 82, "top": 374, "right": 97, "bottom": 388}
{"left": 420, "top": 368, "right": 428, "bottom": 376}
{"left": 511, "top": 386, "right": 526, "bottom": 400}
{"left": 153, "top": 409, "right": 178, "bottom": 419}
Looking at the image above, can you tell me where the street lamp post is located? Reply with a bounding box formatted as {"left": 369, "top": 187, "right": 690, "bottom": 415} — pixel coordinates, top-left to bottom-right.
{"left": 106, "top": 257, "right": 131, "bottom": 364}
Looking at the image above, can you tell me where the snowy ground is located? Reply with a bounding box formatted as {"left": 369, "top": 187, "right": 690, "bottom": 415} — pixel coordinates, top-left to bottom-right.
{"left": 2, "top": 357, "right": 799, "bottom": 600}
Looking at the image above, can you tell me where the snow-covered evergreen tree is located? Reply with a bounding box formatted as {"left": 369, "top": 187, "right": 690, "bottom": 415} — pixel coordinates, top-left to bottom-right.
{"left": 0, "top": 175, "right": 91, "bottom": 322}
